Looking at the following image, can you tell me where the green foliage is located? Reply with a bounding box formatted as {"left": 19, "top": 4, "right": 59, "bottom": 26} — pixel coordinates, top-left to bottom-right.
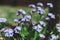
{"left": 0, "top": 6, "right": 51, "bottom": 40}
{"left": 21, "top": 26, "right": 29, "bottom": 37}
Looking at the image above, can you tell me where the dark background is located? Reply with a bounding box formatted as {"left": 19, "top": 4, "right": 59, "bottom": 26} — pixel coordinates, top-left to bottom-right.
{"left": 0, "top": 0, "right": 56, "bottom": 6}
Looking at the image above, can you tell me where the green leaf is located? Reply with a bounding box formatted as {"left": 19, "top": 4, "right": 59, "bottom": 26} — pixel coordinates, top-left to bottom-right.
{"left": 21, "top": 27, "right": 29, "bottom": 37}
{"left": 31, "top": 31, "right": 38, "bottom": 40}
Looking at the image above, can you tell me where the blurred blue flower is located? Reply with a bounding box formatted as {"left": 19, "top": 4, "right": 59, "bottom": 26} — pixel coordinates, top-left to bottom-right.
{"left": 48, "top": 13, "right": 55, "bottom": 19}
{"left": 32, "top": 21, "right": 36, "bottom": 26}
{"left": 14, "top": 26, "right": 21, "bottom": 33}
{"left": 37, "top": 2, "right": 43, "bottom": 7}
{"left": 14, "top": 18, "right": 23, "bottom": 23}
{"left": 28, "top": 4, "right": 36, "bottom": 8}
{"left": 22, "top": 15, "right": 31, "bottom": 22}
{"left": 39, "top": 21, "right": 46, "bottom": 27}
{"left": 0, "top": 18, "right": 7, "bottom": 23}
{"left": 16, "top": 9, "right": 26, "bottom": 16}
{"left": 50, "top": 34, "right": 57, "bottom": 40}
{"left": 45, "top": 17, "right": 50, "bottom": 20}
{"left": 29, "top": 4, "right": 36, "bottom": 14}
{"left": 1, "top": 28, "right": 14, "bottom": 37}
{"left": 47, "top": 3, "right": 53, "bottom": 8}
{"left": 56, "top": 23, "right": 60, "bottom": 27}
{"left": 39, "top": 34, "right": 45, "bottom": 38}
{"left": 56, "top": 23, "right": 60, "bottom": 32}
{"left": 37, "top": 7, "right": 45, "bottom": 15}
{"left": 24, "top": 15, "right": 31, "bottom": 19}
{"left": 33, "top": 24, "right": 42, "bottom": 32}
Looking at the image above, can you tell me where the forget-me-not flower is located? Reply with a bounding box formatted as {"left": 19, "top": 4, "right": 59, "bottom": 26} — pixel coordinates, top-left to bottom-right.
{"left": 28, "top": 4, "right": 36, "bottom": 8}
{"left": 37, "top": 2, "right": 43, "bottom": 7}
{"left": 45, "top": 17, "right": 50, "bottom": 20}
{"left": 22, "top": 15, "right": 31, "bottom": 22}
{"left": 39, "top": 21, "right": 46, "bottom": 27}
{"left": 0, "top": 18, "right": 7, "bottom": 23}
{"left": 47, "top": 3, "right": 53, "bottom": 8}
{"left": 32, "top": 21, "right": 36, "bottom": 26}
{"left": 50, "top": 34, "right": 57, "bottom": 40}
{"left": 1, "top": 28, "right": 14, "bottom": 37}
{"left": 16, "top": 9, "right": 26, "bottom": 16}
{"left": 39, "top": 34, "right": 45, "bottom": 38}
{"left": 37, "top": 7, "right": 45, "bottom": 15}
{"left": 14, "top": 26, "right": 21, "bottom": 33}
{"left": 48, "top": 13, "right": 55, "bottom": 19}
{"left": 56, "top": 23, "right": 60, "bottom": 32}
{"left": 33, "top": 24, "right": 42, "bottom": 32}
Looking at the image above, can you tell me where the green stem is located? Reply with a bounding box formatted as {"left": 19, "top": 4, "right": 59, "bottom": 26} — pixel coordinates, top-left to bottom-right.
{"left": 31, "top": 31, "right": 38, "bottom": 40}
{"left": 22, "top": 37, "right": 24, "bottom": 40}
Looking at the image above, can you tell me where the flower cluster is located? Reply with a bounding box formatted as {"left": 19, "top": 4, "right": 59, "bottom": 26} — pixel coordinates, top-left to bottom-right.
{"left": 0, "top": 26, "right": 21, "bottom": 37}
{"left": 0, "top": 2, "right": 59, "bottom": 40}
{"left": 16, "top": 9, "right": 26, "bottom": 16}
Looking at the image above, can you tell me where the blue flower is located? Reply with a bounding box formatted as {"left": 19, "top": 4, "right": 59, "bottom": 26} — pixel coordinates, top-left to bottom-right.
{"left": 33, "top": 24, "right": 42, "bottom": 32}
{"left": 22, "top": 15, "right": 31, "bottom": 22}
{"left": 48, "top": 13, "right": 55, "bottom": 19}
{"left": 16, "top": 9, "right": 26, "bottom": 16}
{"left": 14, "top": 18, "right": 23, "bottom": 23}
{"left": 28, "top": 4, "right": 36, "bottom": 8}
{"left": 56, "top": 23, "right": 60, "bottom": 32}
{"left": 37, "top": 7, "right": 45, "bottom": 15}
{"left": 32, "top": 21, "right": 36, "bottom": 26}
{"left": 1, "top": 28, "right": 14, "bottom": 37}
{"left": 50, "top": 34, "right": 57, "bottom": 40}
{"left": 45, "top": 17, "right": 50, "bottom": 20}
{"left": 47, "top": 3, "right": 53, "bottom": 8}
{"left": 29, "top": 4, "right": 36, "bottom": 14}
{"left": 0, "top": 18, "right": 7, "bottom": 23}
{"left": 56, "top": 23, "right": 60, "bottom": 27}
{"left": 39, "top": 34, "right": 45, "bottom": 38}
{"left": 39, "top": 21, "right": 46, "bottom": 27}
{"left": 37, "top": 2, "right": 43, "bottom": 7}
{"left": 14, "top": 26, "right": 21, "bottom": 33}
{"left": 18, "top": 18, "right": 23, "bottom": 23}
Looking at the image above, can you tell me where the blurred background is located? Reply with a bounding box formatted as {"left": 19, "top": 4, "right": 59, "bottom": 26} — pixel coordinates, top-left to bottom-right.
{"left": 0, "top": 0, "right": 59, "bottom": 6}
{"left": 0, "top": 0, "right": 53, "bottom": 6}
{"left": 0, "top": 0, "right": 60, "bottom": 24}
